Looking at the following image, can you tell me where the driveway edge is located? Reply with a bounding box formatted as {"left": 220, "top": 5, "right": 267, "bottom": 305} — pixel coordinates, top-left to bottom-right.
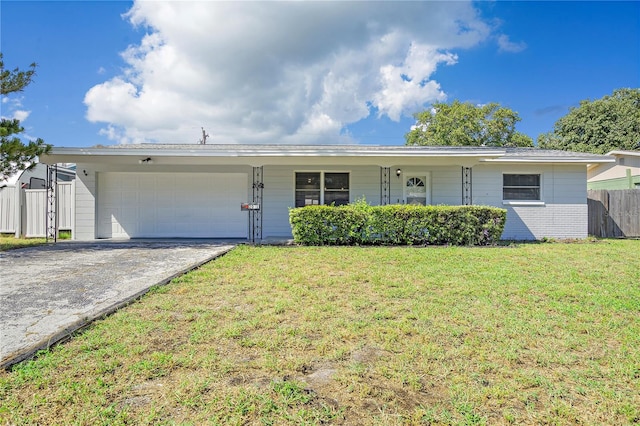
{"left": 1, "top": 245, "right": 235, "bottom": 370}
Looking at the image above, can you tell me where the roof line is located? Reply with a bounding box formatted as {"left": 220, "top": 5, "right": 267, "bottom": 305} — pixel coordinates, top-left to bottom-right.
{"left": 606, "top": 150, "right": 640, "bottom": 157}
{"left": 45, "top": 146, "right": 507, "bottom": 158}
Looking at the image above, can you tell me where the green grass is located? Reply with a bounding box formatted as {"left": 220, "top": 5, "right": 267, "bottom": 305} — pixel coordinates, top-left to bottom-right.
{"left": 0, "top": 235, "right": 46, "bottom": 251}
{"left": 1, "top": 240, "right": 639, "bottom": 425}
{"left": 0, "top": 231, "right": 69, "bottom": 251}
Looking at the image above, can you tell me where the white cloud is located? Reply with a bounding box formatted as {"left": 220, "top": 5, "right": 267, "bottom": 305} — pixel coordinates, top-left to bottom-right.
{"left": 374, "top": 44, "right": 457, "bottom": 121}
{"left": 13, "top": 110, "right": 31, "bottom": 121}
{"left": 497, "top": 34, "right": 527, "bottom": 53}
{"left": 0, "top": 96, "right": 30, "bottom": 122}
{"left": 1, "top": 95, "right": 23, "bottom": 109}
{"left": 85, "top": 1, "right": 493, "bottom": 144}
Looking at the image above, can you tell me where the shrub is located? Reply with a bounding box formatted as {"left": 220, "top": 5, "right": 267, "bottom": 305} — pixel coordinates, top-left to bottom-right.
{"left": 289, "top": 202, "right": 506, "bottom": 246}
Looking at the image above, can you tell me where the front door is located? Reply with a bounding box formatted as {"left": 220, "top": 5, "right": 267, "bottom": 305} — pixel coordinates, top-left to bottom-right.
{"left": 404, "top": 175, "right": 429, "bottom": 205}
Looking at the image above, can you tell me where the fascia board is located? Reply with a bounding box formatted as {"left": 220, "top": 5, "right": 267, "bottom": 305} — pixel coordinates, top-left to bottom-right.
{"left": 45, "top": 148, "right": 506, "bottom": 157}
{"left": 480, "top": 157, "right": 615, "bottom": 164}
{"left": 43, "top": 147, "right": 506, "bottom": 161}
{"left": 606, "top": 150, "right": 640, "bottom": 157}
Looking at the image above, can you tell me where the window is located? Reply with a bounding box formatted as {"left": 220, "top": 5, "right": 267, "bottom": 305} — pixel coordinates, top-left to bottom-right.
{"left": 503, "top": 174, "right": 541, "bottom": 200}
{"left": 295, "top": 172, "right": 349, "bottom": 207}
{"left": 324, "top": 173, "right": 350, "bottom": 205}
{"left": 295, "top": 172, "right": 321, "bottom": 207}
{"left": 29, "top": 177, "right": 46, "bottom": 189}
{"left": 405, "top": 176, "right": 427, "bottom": 205}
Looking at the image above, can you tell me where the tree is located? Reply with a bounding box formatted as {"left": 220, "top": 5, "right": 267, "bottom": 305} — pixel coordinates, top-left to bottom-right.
{"left": 1, "top": 53, "right": 50, "bottom": 180}
{"left": 405, "top": 100, "right": 533, "bottom": 147}
{"left": 537, "top": 88, "right": 640, "bottom": 154}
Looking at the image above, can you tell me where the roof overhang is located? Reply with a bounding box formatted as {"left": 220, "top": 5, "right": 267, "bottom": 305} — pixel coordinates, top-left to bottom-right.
{"left": 606, "top": 150, "right": 640, "bottom": 157}
{"left": 41, "top": 145, "right": 507, "bottom": 167}
{"left": 482, "top": 157, "right": 615, "bottom": 165}
{"left": 41, "top": 145, "right": 616, "bottom": 168}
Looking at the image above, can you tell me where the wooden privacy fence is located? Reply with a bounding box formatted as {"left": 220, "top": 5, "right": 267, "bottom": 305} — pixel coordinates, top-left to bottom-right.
{"left": 587, "top": 189, "right": 640, "bottom": 238}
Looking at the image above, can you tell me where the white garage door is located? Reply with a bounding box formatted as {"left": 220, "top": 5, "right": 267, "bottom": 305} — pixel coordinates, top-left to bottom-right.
{"left": 97, "top": 172, "right": 248, "bottom": 238}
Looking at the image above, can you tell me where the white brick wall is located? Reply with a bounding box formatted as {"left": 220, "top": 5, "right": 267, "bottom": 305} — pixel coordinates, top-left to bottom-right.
{"left": 501, "top": 204, "right": 588, "bottom": 239}
{"left": 473, "top": 163, "right": 588, "bottom": 240}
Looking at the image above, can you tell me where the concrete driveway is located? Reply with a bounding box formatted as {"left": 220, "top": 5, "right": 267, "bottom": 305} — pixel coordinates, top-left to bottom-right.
{"left": 0, "top": 240, "right": 236, "bottom": 369}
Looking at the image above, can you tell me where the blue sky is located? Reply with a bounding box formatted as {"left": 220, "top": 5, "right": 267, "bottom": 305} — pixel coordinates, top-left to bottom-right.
{"left": 1, "top": 1, "right": 638, "bottom": 148}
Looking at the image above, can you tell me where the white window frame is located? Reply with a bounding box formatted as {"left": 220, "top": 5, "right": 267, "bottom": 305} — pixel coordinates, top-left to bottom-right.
{"left": 502, "top": 173, "right": 545, "bottom": 206}
{"left": 294, "top": 171, "right": 351, "bottom": 207}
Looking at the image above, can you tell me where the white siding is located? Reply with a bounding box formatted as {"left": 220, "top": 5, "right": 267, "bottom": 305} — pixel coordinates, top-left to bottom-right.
{"left": 74, "top": 163, "right": 98, "bottom": 240}
{"left": 262, "top": 166, "right": 293, "bottom": 237}
{"left": 68, "top": 162, "right": 589, "bottom": 242}
{"left": 262, "top": 165, "right": 381, "bottom": 237}
{"left": 261, "top": 165, "right": 464, "bottom": 238}
{"left": 431, "top": 166, "right": 462, "bottom": 205}
{"left": 351, "top": 166, "right": 383, "bottom": 203}
{"left": 473, "top": 164, "right": 588, "bottom": 239}
{"left": 587, "top": 157, "right": 640, "bottom": 181}
{"left": 388, "top": 166, "right": 460, "bottom": 205}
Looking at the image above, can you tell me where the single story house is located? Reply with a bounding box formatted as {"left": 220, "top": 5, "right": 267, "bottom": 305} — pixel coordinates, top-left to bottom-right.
{"left": 587, "top": 150, "right": 640, "bottom": 190}
{"left": 41, "top": 144, "right": 613, "bottom": 241}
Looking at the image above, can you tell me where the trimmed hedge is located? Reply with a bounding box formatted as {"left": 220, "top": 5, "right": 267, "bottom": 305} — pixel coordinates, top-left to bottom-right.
{"left": 289, "top": 201, "right": 506, "bottom": 246}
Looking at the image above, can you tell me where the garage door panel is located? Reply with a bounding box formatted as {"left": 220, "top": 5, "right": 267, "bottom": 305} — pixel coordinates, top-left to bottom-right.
{"left": 121, "top": 193, "right": 139, "bottom": 205}
{"left": 139, "top": 189, "right": 158, "bottom": 202}
{"left": 138, "top": 221, "right": 156, "bottom": 235}
{"left": 98, "top": 172, "right": 248, "bottom": 238}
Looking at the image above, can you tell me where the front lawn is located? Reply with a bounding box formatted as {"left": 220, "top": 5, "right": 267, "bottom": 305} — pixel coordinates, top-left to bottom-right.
{"left": 1, "top": 240, "right": 638, "bottom": 425}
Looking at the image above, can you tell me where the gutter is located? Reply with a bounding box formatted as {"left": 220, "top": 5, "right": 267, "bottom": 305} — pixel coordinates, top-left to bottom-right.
{"left": 41, "top": 147, "right": 507, "bottom": 161}
{"left": 480, "top": 157, "right": 615, "bottom": 164}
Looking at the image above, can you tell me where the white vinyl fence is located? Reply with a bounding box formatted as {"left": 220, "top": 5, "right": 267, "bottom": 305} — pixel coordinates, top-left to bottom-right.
{"left": 57, "top": 182, "right": 74, "bottom": 231}
{"left": 0, "top": 181, "right": 75, "bottom": 238}
{"left": 0, "top": 187, "right": 19, "bottom": 234}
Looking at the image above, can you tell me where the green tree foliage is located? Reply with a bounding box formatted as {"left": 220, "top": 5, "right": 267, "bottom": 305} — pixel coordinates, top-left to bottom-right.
{"left": 405, "top": 100, "right": 533, "bottom": 147}
{"left": 538, "top": 88, "right": 640, "bottom": 154}
{"left": 1, "top": 53, "right": 51, "bottom": 180}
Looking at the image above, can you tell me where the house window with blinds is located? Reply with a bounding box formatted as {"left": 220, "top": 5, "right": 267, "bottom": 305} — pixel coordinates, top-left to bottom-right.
{"left": 503, "top": 174, "right": 541, "bottom": 201}
{"left": 295, "top": 172, "right": 349, "bottom": 207}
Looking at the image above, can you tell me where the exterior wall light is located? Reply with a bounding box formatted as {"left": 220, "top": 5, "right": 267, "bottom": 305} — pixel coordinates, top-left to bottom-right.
{"left": 396, "top": 168, "right": 402, "bottom": 178}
